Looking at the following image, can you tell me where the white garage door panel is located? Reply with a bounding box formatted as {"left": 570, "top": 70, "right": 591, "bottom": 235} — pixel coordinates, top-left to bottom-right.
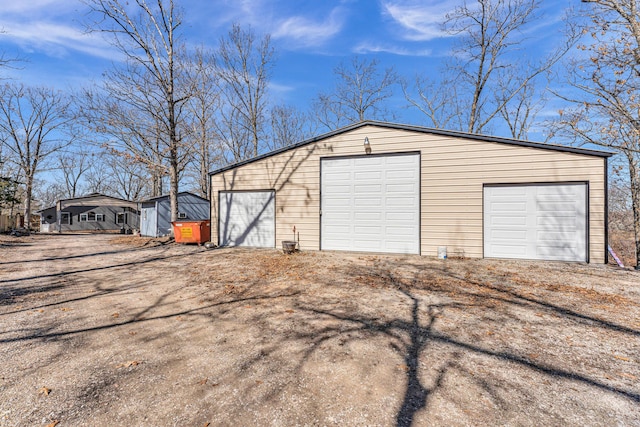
{"left": 321, "top": 154, "right": 420, "bottom": 254}
{"left": 491, "top": 230, "right": 527, "bottom": 240}
{"left": 491, "top": 245, "right": 527, "bottom": 257}
{"left": 355, "top": 198, "right": 383, "bottom": 207}
{"left": 484, "top": 184, "right": 587, "bottom": 262}
{"left": 387, "top": 183, "right": 415, "bottom": 193}
{"left": 356, "top": 212, "right": 382, "bottom": 221}
{"left": 219, "top": 191, "right": 275, "bottom": 248}
{"left": 491, "top": 216, "right": 527, "bottom": 226}
{"left": 493, "top": 202, "right": 527, "bottom": 211}
{"left": 387, "top": 212, "right": 415, "bottom": 221}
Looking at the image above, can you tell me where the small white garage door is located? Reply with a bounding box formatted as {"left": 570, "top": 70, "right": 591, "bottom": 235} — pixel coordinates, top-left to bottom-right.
{"left": 219, "top": 191, "right": 275, "bottom": 247}
{"left": 321, "top": 153, "right": 420, "bottom": 254}
{"left": 484, "top": 183, "right": 587, "bottom": 262}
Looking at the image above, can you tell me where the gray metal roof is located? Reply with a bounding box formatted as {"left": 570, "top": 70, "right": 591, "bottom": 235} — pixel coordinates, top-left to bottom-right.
{"left": 138, "top": 191, "right": 208, "bottom": 203}
{"left": 209, "top": 120, "right": 614, "bottom": 176}
{"left": 57, "top": 193, "right": 134, "bottom": 204}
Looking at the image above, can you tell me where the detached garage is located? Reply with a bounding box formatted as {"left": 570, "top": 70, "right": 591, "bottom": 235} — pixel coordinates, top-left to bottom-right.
{"left": 209, "top": 121, "right": 612, "bottom": 263}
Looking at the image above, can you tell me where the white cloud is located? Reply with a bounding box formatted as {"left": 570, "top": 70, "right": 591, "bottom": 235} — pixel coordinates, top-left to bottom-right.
{"left": 269, "top": 81, "right": 296, "bottom": 95}
{"left": 0, "top": 0, "right": 121, "bottom": 61}
{"left": 195, "top": 1, "right": 346, "bottom": 49}
{"left": 271, "top": 7, "right": 345, "bottom": 47}
{"left": 0, "top": 0, "right": 72, "bottom": 14}
{"left": 353, "top": 41, "right": 432, "bottom": 57}
{"left": 382, "top": 0, "right": 457, "bottom": 41}
{"left": 1, "top": 19, "right": 120, "bottom": 60}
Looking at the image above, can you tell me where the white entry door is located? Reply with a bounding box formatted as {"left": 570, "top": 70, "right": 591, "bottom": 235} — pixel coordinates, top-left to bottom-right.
{"left": 321, "top": 153, "right": 420, "bottom": 254}
{"left": 219, "top": 191, "right": 275, "bottom": 247}
{"left": 484, "top": 183, "right": 587, "bottom": 262}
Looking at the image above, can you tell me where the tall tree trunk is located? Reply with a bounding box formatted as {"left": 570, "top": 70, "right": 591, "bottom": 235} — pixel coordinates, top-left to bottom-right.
{"left": 199, "top": 146, "right": 209, "bottom": 199}
{"left": 152, "top": 170, "right": 163, "bottom": 197}
{"left": 168, "top": 18, "right": 179, "bottom": 226}
{"left": 169, "top": 148, "right": 179, "bottom": 228}
{"left": 23, "top": 174, "right": 33, "bottom": 233}
{"left": 23, "top": 159, "right": 37, "bottom": 233}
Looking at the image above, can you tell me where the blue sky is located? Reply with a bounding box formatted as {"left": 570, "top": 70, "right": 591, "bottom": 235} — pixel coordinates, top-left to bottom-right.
{"left": 0, "top": 0, "right": 573, "bottom": 139}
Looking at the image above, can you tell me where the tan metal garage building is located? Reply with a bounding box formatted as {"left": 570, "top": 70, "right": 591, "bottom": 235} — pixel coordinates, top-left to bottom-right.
{"left": 209, "top": 121, "right": 612, "bottom": 263}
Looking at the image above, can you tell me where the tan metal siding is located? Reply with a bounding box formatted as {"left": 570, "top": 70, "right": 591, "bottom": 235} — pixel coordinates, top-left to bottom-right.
{"left": 210, "top": 125, "right": 607, "bottom": 263}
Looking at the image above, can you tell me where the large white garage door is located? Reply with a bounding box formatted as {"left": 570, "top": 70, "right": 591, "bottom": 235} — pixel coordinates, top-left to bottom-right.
{"left": 484, "top": 183, "right": 587, "bottom": 262}
{"left": 321, "top": 154, "right": 420, "bottom": 254}
{"left": 219, "top": 191, "right": 275, "bottom": 247}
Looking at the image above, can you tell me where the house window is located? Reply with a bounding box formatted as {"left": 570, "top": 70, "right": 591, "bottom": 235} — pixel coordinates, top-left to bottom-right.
{"left": 88, "top": 212, "right": 96, "bottom": 221}
{"left": 96, "top": 213, "right": 105, "bottom": 222}
{"left": 61, "top": 212, "right": 70, "bottom": 225}
{"left": 178, "top": 212, "right": 187, "bottom": 219}
{"left": 79, "top": 213, "right": 88, "bottom": 222}
{"left": 116, "top": 213, "right": 127, "bottom": 225}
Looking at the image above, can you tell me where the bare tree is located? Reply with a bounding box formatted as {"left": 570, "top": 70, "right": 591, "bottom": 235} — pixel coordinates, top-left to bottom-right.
{"left": 77, "top": 149, "right": 148, "bottom": 199}
{"left": 553, "top": 0, "right": 640, "bottom": 268}
{"left": 0, "top": 83, "right": 74, "bottom": 231}
{"left": 82, "top": 87, "right": 171, "bottom": 197}
{"left": 0, "top": 28, "right": 22, "bottom": 78}
{"left": 33, "top": 179, "right": 65, "bottom": 210}
{"left": 268, "top": 105, "right": 312, "bottom": 151}
{"left": 609, "top": 162, "right": 634, "bottom": 233}
{"left": 314, "top": 56, "right": 398, "bottom": 131}
{"left": 215, "top": 23, "right": 274, "bottom": 161}
{"left": 184, "top": 47, "right": 221, "bottom": 198}
{"left": 497, "top": 77, "right": 547, "bottom": 140}
{"left": 83, "top": 152, "right": 114, "bottom": 195}
{"left": 108, "top": 154, "right": 150, "bottom": 200}
{"left": 406, "top": 0, "right": 576, "bottom": 137}
{"left": 57, "top": 150, "right": 93, "bottom": 198}
{"left": 84, "top": 0, "right": 191, "bottom": 223}
{"left": 403, "top": 74, "right": 466, "bottom": 132}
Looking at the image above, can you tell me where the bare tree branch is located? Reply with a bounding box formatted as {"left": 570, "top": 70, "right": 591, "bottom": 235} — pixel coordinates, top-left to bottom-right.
{"left": 314, "top": 56, "right": 399, "bottom": 131}
{"left": 269, "top": 105, "right": 312, "bottom": 151}
{"left": 0, "top": 83, "right": 75, "bottom": 231}
{"left": 406, "top": 0, "right": 577, "bottom": 137}
{"left": 215, "top": 23, "right": 274, "bottom": 162}
{"left": 83, "top": 0, "right": 191, "bottom": 223}
{"left": 553, "top": 0, "right": 640, "bottom": 268}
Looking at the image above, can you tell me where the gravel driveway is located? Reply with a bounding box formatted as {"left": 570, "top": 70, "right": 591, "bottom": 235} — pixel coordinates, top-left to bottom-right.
{"left": 1, "top": 233, "right": 639, "bottom": 426}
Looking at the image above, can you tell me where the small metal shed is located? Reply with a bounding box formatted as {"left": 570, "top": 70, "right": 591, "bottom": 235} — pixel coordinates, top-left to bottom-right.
{"left": 139, "top": 192, "right": 210, "bottom": 238}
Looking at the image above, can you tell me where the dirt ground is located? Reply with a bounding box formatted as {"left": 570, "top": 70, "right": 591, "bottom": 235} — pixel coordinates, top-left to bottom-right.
{"left": 608, "top": 229, "right": 638, "bottom": 269}
{"left": 0, "top": 234, "right": 639, "bottom": 427}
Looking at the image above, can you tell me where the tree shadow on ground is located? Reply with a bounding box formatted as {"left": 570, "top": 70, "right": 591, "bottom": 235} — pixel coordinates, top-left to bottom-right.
{"left": 0, "top": 289, "right": 300, "bottom": 345}
{"left": 283, "top": 262, "right": 640, "bottom": 426}
{"left": 0, "top": 282, "right": 66, "bottom": 307}
{"left": 4, "top": 244, "right": 639, "bottom": 425}
{"left": 0, "top": 244, "right": 169, "bottom": 266}
{"left": 0, "top": 247, "right": 199, "bottom": 285}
